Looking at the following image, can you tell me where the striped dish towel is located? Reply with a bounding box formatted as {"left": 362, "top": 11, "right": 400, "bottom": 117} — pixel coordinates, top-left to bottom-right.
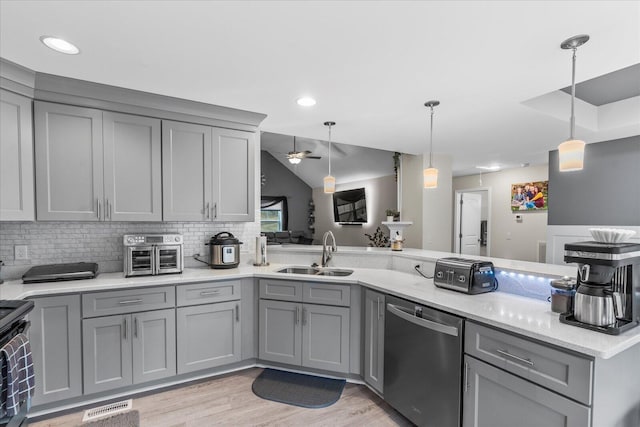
{"left": 1, "top": 333, "right": 34, "bottom": 417}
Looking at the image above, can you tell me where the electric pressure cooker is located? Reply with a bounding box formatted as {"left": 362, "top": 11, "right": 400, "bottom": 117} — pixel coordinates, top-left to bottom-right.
{"left": 206, "top": 232, "right": 242, "bottom": 269}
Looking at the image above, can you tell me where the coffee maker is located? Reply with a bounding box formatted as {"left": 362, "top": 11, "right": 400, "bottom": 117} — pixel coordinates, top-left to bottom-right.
{"left": 561, "top": 241, "right": 640, "bottom": 335}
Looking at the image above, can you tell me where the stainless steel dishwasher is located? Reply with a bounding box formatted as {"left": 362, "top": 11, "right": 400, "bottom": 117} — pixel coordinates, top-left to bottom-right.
{"left": 384, "top": 294, "right": 464, "bottom": 427}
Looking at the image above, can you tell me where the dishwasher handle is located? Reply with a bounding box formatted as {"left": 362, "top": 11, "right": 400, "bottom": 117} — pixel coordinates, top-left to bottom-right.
{"left": 387, "top": 303, "right": 459, "bottom": 337}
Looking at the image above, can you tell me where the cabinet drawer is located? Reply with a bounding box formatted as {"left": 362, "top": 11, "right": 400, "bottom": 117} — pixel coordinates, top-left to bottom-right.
{"left": 259, "top": 279, "right": 302, "bottom": 302}
{"left": 465, "top": 322, "right": 593, "bottom": 405}
{"left": 177, "top": 280, "right": 241, "bottom": 306}
{"left": 82, "top": 286, "right": 175, "bottom": 318}
{"left": 303, "top": 282, "right": 350, "bottom": 306}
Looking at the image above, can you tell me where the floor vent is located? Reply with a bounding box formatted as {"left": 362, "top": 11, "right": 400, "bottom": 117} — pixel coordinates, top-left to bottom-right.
{"left": 82, "top": 399, "right": 133, "bottom": 422}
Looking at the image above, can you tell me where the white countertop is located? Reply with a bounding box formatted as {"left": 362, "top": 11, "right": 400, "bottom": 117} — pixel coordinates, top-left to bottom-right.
{"left": 2, "top": 260, "right": 637, "bottom": 360}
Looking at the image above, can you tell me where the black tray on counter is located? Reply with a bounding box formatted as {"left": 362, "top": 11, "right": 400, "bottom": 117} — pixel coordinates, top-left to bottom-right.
{"left": 22, "top": 262, "right": 99, "bottom": 284}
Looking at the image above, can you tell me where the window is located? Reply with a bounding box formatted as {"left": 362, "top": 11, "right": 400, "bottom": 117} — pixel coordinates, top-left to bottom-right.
{"left": 260, "top": 197, "right": 288, "bottom": 233}
{"left": 261, "top": 203, "right": 283, "bottom": 232}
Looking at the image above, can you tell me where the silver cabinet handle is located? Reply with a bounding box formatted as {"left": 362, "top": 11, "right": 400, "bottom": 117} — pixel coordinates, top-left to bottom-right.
{"left": 205, "top": 202, "right": 210, "bottom": 219}
{"left": 496, "top": 349, "right": 535, "bottom": 367}
{"left": 123, "top": 317, "right": 128, "bottom": 340}
{"left": 464, "top": 361, "right": 470, "bottom": 393}
{"left": 106, "top": 198, "right": 112, "bottom": 220}
{"left": 377, "top": 297, "right": 381, "bottom": 320}
{"left": 302, "top": 307, "right": 307, "bottom": 326}
{"left": 118, "top": 299, "right": 143, "bottom": 305}
{"left": 134, "top": 316, "right": 138, "bottom": 338}
{"left": 200, "top": 290, "right": 220, "bottom": 296}
{"left": 97, "top": 198, "right": 102, "bottom": 220}
{"left": 213, "top": 203, "right": 217, "bottom": 219}
{"left": 386, "top": 303, "right": 459, "bottom": 337}
{"left": 235, "top": 304, "right": 240, "bottom": 322}
{"left": 295, "top": 306, "right": 299, "bottom": 325}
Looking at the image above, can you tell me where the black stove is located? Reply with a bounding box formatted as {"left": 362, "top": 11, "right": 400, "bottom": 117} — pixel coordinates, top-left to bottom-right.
{"left": 0, "top": 299, "right": 34, "bottom": 344}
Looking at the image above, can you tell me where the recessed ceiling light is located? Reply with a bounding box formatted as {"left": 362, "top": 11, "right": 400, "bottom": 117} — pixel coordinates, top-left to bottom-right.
{"left": 476, "top": 165, "right": 501, "bottom": 171}
{"left": 40, "top": 36, "right": 80, "bottom": 54}
{"left": 296, "top": 97, "right": 316, "bottom": 107}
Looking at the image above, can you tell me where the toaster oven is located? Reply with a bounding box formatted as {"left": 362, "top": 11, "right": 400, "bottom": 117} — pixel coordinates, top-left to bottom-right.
{"left": 434, "top": 257, "right": 497, "bottom": 294}
{"left": 123, "top": 234, "right": 183, "bottom": 277}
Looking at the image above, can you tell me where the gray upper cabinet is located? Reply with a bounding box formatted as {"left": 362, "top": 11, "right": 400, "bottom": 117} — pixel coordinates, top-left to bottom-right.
{"left": 162, "top": 120, "right": 256, "bottom": 222}
{"left": 364, "top": 289, "right": 385, "bottom": 394}
{"left": 102, "top": 112, "right": 162, "bottom": 221}
{"left": 35, "top": 101, "right": 103, "bottom": 220}
{"left": 463, "top": 355, "right": 591, "bottom": 427}
{"left": 162, "top": 120, "right": 211, "bottom": 221}
{"left": 28, "top": 295, "right": 82, "bottom": 406}
{"left": 0, "top": 89, "right": 34, "bottom": 221}
{"left": 34, "top": 101, "right": 162, "bottom": 221}
{"left": 212, "top": 127, "right": 255, "bottom": 222}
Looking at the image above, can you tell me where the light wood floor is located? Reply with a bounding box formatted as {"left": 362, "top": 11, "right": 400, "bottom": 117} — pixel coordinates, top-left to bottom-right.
{"left": 31, "top": 368, "right": 413, "bottom": 426}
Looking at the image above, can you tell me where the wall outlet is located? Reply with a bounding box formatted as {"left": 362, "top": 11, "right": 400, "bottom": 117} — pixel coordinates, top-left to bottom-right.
{"left": 15, "top": 245, "right": 29, "bottom": 260}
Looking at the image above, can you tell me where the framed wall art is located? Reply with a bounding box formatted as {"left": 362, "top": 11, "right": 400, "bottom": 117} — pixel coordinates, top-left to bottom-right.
{"left": 511, "top": 181, "right": 548, "bottom": 211}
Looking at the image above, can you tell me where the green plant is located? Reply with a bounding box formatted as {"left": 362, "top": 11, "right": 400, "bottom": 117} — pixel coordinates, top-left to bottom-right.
{"left": 365, "top": 226, "right": 390, "bottom": 248}
{"left": 385, "top": 209, "right": 399, "bottom": 216}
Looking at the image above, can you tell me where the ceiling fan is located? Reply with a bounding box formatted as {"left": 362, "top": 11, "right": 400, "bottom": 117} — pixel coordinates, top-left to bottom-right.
{"left": 287, "top": 136, "right": 321, "bottom": 164}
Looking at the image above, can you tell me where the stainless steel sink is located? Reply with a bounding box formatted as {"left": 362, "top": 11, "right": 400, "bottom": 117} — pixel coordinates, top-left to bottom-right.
{"left": 276, "top": 266, "right": 353, "bottom": 277}
{"left": 277, "top": 266, "right": 320, "bottom": 275}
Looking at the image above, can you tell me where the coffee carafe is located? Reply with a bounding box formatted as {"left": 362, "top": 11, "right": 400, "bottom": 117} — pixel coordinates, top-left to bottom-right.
{"left": 562, "top": 241, "right": 640, "bottom": 335}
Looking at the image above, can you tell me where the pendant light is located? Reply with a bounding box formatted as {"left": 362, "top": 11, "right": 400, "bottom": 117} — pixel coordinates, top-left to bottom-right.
{"left": 558, "top": 34, "right": 589, "bottom": 172}
{"left": 423, "top": 101, "right": 439, "bottom": 189}
{"left": 323, "top": 121, "right": 336, "bottom": 193}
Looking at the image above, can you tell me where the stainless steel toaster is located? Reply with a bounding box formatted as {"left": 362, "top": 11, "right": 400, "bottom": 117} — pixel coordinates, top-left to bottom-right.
{"left": 434, "top": 257, "right": 497, "bottom": 294}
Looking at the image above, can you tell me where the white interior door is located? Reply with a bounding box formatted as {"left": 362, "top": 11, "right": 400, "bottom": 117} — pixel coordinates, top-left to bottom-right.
{"left": 458, "top": 192, "right": 482, "bottom": 256}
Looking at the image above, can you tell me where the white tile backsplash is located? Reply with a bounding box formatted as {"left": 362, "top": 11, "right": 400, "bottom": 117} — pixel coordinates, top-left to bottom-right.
{"left": 0, "top": 220, "right": 260, "bottom": 280}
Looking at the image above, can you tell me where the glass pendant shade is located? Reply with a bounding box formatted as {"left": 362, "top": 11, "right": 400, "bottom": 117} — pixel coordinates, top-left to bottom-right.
{"left": 323, "top": 175, "right": 336, "bottom": 193}
{"left": 288, "top": 157, "right": 301, "bottom": 165}
{"left": 558, "top": 139, "right": 585, "bottom": 172}
{"left": 423, "top": 167, "right": 438, "bottom": 189}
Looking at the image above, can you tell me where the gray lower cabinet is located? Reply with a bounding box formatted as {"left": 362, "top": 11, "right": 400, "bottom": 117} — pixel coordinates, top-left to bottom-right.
{"left": 463, "top": 355, "right": 591, "bottom": 427}
{"left": 176, "top": 301, "right": 241, "bottom": 374}
{"left": 0, "top": 88, "right": 34, "bottom": 221}
{"left": 363, "top": 289, "right": 385, "bottom": 394}
{"left": 82, "top": 309, "right": 176, "bottom": 395}
{"left": 258, "top": 299, "right": 350, "bottom": 373}
{"left": 29, "top": 295, "right": 82, "bottom": 406}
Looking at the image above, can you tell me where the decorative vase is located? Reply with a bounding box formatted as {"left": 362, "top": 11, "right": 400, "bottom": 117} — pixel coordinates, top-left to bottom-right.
{"left": 386, "top": 216, "right": 394, "bottom": 222}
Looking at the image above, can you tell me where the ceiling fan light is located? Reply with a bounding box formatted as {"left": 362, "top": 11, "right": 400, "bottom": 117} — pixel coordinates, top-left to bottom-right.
{"left": 288, "top": 157, "right": 301, "bottom": 165}
{"left": 423, "top": 167, "right": 438, "bottom": 189}
{"left": 558, "top": 139, "right": 585, "bottom": 172}
{"left": 323, "top": 175, "right": 336, "bottom": 194}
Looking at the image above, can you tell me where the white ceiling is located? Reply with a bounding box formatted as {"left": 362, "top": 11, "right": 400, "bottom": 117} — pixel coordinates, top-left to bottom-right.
{"left": 1, "top": 1, "right": 638, "bottom": 176}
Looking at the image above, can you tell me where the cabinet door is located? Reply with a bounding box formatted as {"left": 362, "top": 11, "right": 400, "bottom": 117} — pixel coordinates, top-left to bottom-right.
{"left": 132, "top": 309, "right": 176, "bottom": 384}
{"left": 29, "top": 295, "right": 82, "bottom": 406}
{"left": 83, "top": 314, "right": 133, "bottom": 395}
{"left": 302, "top": 304, "right": 350, "bottom": 373}
{"left": 258, "top": 299, "right": 302, "bottom": 366}
{"left": 162, "top": 120, "right": 211, "bottom": 221}
{"left": 211, "top": 127, "right": 255, "bottom": 222}
{"left": 34, "top": 101, "right": 103, "bottom": 220}
{"left": 463, "top": 355, "right": 591, "bottom": 427}
{"left": 103, "top": 112, "right": 162, "bottom": 221}
{"left": 364, "top": 289, "right": 384, "bottom": 393}
{"left": 0, "top": 89, "right": 34, "bottom": 221}
{"left": 176, "top": 301, "right": 241, "bottom": 374}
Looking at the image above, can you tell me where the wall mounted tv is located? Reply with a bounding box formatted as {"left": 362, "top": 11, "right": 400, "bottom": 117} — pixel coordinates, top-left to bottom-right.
{"left": 333, "top": 188, "right": 367, "bottom": 224}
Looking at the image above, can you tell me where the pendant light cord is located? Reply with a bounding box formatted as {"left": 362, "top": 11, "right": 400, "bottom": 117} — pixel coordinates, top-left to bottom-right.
{"left": 569, "top": 47, "right": 577, "bottom": 140}
{"left": 428, "top": 105, "right": 434, "bottom": 168}
{"left": 328, "top": 124, "right": 332, "bottom": 176}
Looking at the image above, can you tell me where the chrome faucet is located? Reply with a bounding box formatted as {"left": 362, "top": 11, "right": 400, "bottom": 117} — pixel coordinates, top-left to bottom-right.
{"left": 321, "top": 231, "right": 337, "bottom": 267}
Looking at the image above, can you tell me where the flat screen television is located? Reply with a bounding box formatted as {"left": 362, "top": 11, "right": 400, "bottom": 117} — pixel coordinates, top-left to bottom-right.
{"left": 333, "top": 188, "right": 367, "bottom": 224}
